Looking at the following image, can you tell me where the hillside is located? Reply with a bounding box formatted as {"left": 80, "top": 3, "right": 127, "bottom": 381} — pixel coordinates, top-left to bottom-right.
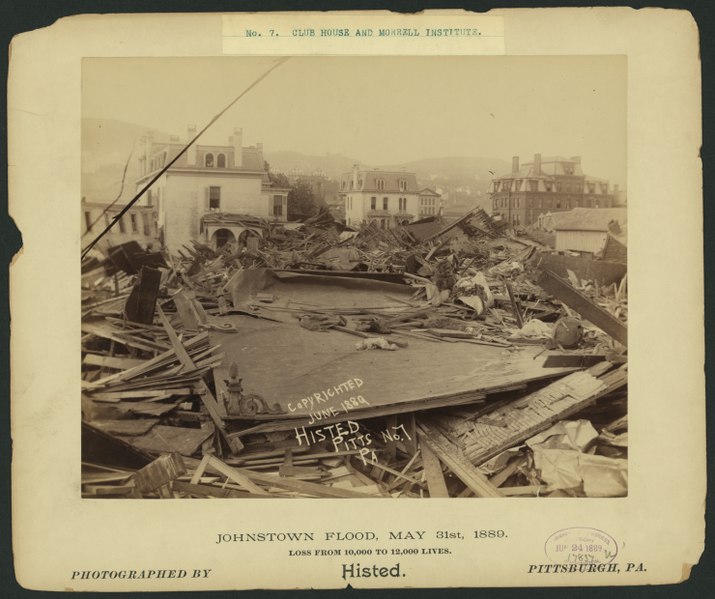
{"left": 82, "top": 118, "right": 170, "bottom": 204}
{"left": 81, "top": 118, "right": 508, "bottom": 212}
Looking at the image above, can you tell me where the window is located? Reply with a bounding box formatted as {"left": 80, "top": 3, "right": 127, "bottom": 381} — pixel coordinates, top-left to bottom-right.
{"left": 383, "top": 197, "right": 388, "bottom": 210}
{"left": 84, "top": 211, "right": 92, "bottom": 232}
{"left": 399, "top": 197, "right": 407, "bottom": 211}
{"left": 556, "top": 199, "right": 561, "bottom": 209}
{"left": 376, "top": 179, "right": 385, "bottom": 190}
{"left": 209, "top": 186, "right": 221, "bottom": 210}
{"left": 529, "top": 180, "right": 537, "bottom": 192}
{"left": 273, "top": 195, "right": 283, "bottom": 217}
{"left": 371, "top": 197, "right": 377, "bottom": 210}
{"left": 143, "top": 213, "right": 151, "bottom": 236}
{"left": 358, "top": 178, "right": 363, "bottom": 188}
{"left": 217, "top": 153, "right": 226, "bottom": 168}
{"left": 349, "top": 180, "right": 354, "bottom": 190}
{"left": 118, "top": 216, "right": 126, "bottom": 233}
{"left": 341, "top": 181, "right": 346, "bottom": 190}
{"left": 566, "top": 199, "right": 571, "bottom": 209}
{"left": 205, "top": 153, "right": 214, "bottom": 167}
{"left": 130, "top": 213, "right": 138, "bottom": 233}
{"left": 399, "top": 179, "right": 407, "bottom": 191}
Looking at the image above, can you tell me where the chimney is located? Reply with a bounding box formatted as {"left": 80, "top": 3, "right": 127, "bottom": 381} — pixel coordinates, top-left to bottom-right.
{"left": 533, "top": 153, "right": 541, "bottom": 176}
{"left": 233, "top": 127, "right": 243, "bottom": 168}
{"left": 187, "top": 125, "right": 197, "bottom": 166}
{"left": 512, "top": 156, "right": 519, "bottom": 174}
{"left": 352, "top": 164, "right": 359, "bottom": 189}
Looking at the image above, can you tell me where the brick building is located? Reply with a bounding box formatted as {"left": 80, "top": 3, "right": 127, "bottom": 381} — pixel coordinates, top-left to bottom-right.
{"left": 489, "top": 154, "right": 617, "bottom": 227}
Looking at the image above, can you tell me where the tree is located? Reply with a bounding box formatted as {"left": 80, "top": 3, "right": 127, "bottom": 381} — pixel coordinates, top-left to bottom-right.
{"left": 264, "top": 161, "right": 291, "bottom": 188}
{"left": 288, "top": 180, "right": 319, "bottom": 221}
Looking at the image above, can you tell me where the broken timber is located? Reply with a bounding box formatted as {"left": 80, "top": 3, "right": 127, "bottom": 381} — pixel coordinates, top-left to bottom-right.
{"left": 417, "top": 422, "right": 504, "bottom": 498}
{"left": 535, "top": 269, "right": 627, "bottom": 346}
{"left": 434, "top": 362, "right": 628, "bottom": 466}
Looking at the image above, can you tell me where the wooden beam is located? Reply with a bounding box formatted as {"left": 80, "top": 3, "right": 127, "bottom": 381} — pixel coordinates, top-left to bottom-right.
{"left": 417, "top": 424, "right": 503, "bottom": 498}
{"left": 205, "top": 456, "right": 270, "bottom": 495}
{"left": 157, "top": 306, "right": 195, "bottom": 370}
{"left": 420, "top": 441, "right": 449, "bottom": 498}
{"left": 133, "top": 453, "right": 186, "bottom": 494}
{"left": 535, "top": 269, "right": 627, "bottom": 346}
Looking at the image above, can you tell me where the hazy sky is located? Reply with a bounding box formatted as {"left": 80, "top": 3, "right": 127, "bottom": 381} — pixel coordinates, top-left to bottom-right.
{"left": 83, "top": 56, "right": 626, "bottom": 185}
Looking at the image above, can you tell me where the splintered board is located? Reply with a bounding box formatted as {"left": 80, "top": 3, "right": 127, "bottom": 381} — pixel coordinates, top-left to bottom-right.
{"left": 431, "top": 363, "right": 628, "bottom": 466}
{"left": 210, "top": 314, "right": 575, "bottom": 422}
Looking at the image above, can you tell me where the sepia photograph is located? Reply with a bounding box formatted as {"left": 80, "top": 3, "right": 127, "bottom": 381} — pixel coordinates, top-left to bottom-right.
{"left": 80, "top": 55, "right": 629, "bottom": 500}
{"left": 9, "top": 9, "right": 704, "bottom": 590}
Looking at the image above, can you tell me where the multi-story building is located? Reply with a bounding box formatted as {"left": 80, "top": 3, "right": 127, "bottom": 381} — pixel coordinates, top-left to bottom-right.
{"left": 489, "top": 154, "right": 617, "bottom": 227}
{"left": 135, "top": 126, "right": 290, "bottom": 252}
{"left": 418, "top": 188, "right": 442, "bottom": 218}
{"left": 339, "top": 166, "right": 420, "bottom": 228}
{"left": 81, "top": 199, "right": 159, "bottom": 252}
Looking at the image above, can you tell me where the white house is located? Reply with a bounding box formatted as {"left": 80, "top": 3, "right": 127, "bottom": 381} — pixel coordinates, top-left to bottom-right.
{"left": 135, "top": 126, "right": 289, "bottom": 253}
{"left": 339, "top": 166, "right": 420, "bottom": 229}
{"left": 542, "top": 207, "right": 628, "bottom": 255}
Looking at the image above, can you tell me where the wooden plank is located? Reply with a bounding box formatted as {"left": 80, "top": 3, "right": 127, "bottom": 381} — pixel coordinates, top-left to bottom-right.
{"left": 190, "top": 455, "right": 211, "bottom": 485}
{"left": 133, "top": 453, "right": 186, "bottom": 493}
{"left": 535, "top": 269, "right": 627, "bottom": 346}
{"left": 173, "top": 290, "right": 201, "bottom": 330}
{"left": 488, "top": 456, "right": 526, "bottom": 488}
{"left": 417, "top": 424, "right": 503, "bottom": 498}
{"left": 120, "top": 424, "right": 212, "bottom": 455}
{"left": 83, "top": 354, "right": 145, "bottom": 370}
{"left": 236, "top": 467, "right": 376, "bottom": 499}
{"left": 157, "top": 306, "right": 195, "bottom": 371}
{"left": 445, "top": 365, "right": 627, "bottom": 467}
{"left": 172, "top": 480, "right": 272, "bottom": 499}
{"left": 499, "top": 485, "right": 547, "bottom": 496}
{"left": 196, "top": 381, "right": 243, "bottom": 455}
{"left": 86, "top": 332, "right": 209, "bottom": 388}
{"left": 88, "top": 389, "right": 191, "bottom": 401}
{"left": 125, "top": 266, "right": 161, "bottom": 324}
{"left": 206, "top": 456, "right": 270, "bottom": 495}
{"left": 420, "top": 441, "right": 449, "bottom": 498}
{"left": 80, "top": 322, "right": 160, "bottom": 353}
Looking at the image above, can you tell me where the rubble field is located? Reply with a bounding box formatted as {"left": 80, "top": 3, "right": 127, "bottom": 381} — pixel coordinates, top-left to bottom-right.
{"left": 81, "top": 208, "right": 627, "bottom": 499}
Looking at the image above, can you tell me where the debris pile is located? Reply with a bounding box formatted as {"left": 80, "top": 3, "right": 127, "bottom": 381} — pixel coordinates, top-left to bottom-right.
{"left": 81, "top": 211, "right": 627, "bottom": 499}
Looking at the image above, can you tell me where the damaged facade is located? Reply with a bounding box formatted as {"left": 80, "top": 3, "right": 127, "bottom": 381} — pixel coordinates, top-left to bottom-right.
{"left": 135, "top": 126, "right": 289, "bottom": 253}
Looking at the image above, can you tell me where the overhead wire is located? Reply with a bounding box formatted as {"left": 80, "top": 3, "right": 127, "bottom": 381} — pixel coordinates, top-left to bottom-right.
{"left": 81, "top": 56, "right": 291, "bottom": 259}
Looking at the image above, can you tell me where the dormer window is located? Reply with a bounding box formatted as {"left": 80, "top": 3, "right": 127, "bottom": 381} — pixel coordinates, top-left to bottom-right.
{"left": 376, "top": 179, "right": 385, "bottom": 191}
{"left": 399, "top": 179, "right": 407, "bottom": 191}
{"left": 205, "top": 153, "right": 214, "bottom": 167}
{"left": 217, "top": 153, "right": 226, "bottom": 168}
